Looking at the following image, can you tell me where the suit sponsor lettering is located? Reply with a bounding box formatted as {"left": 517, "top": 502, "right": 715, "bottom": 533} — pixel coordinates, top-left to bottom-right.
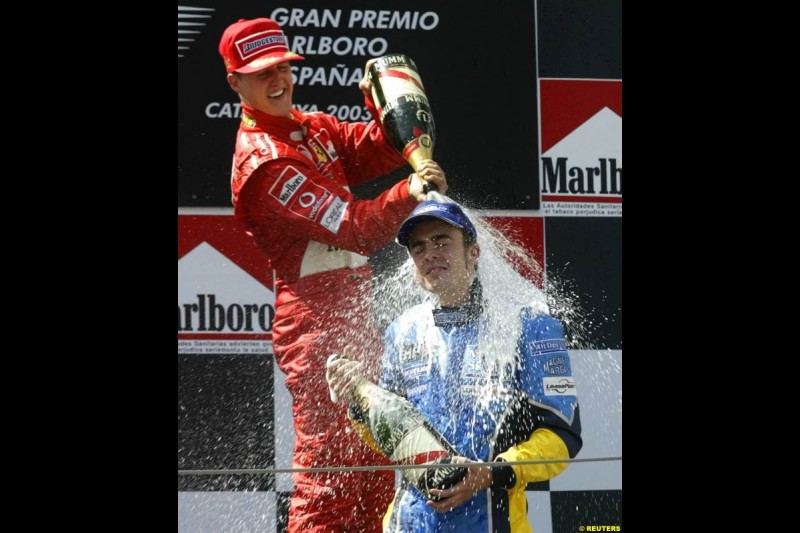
{"left": 269, "top": 166, "right": 307, "bottom": 206}
{"left": 542, "top": 356, "right": 569, "bottom": 375}
{"left": 321, "top": 196, "right": 347, "bottom": 233}
{"left": 543, "top": 376, "right": 576, "bottom": 396}
{"left": 307, "top": 190, "right": 331, "bottom": 220}
{"left": 398, "top": 341, "right": 426, "bottom": 364}
{"left": 530, "top": 339, "right": 567, "bottom": 354}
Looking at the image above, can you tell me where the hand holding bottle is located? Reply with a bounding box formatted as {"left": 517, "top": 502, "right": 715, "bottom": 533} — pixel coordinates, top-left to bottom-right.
{"left": 427, "top": 457, "right": 493, "bottom": 511}
{"left": 408, "top": 159, "right": 448, "bottom": 201}
{"left": 325, "top": 346, "right": 366, "bottom": 404}
{"left": 358, "top": 58, "right": 379, "bottom": 97}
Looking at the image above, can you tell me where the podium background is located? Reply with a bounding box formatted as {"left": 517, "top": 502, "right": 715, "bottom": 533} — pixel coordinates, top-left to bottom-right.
{"left": 179, "top": 1, "right": 621, "bottom": 531}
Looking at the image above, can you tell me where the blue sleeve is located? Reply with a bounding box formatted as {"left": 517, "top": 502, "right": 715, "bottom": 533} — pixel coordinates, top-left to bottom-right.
{"left": 517, "top": 311, "right": 578, "bottom": 425}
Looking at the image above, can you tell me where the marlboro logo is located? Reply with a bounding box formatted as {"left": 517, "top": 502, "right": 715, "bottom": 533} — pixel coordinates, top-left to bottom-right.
{"left": 541, "top": 155, "right": 621, "bottom": 196}
{"left": 178, "top": 245, "right": 276, "bottom": 333}
{"left": 539, "top": 79, "right": 621, "bottom": 216}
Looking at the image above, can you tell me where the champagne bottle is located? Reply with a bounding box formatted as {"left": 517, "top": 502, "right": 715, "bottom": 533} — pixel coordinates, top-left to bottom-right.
{"left": 369, "top": 54, "right": 438, "bottom": 193}
{"left": 343, "top": 371, "right": 465, "bottom": 500}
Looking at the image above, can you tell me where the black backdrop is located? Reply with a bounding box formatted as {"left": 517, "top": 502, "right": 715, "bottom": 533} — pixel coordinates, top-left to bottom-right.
{"left": 178, "top": 0, "right": 541, "bottom": 209}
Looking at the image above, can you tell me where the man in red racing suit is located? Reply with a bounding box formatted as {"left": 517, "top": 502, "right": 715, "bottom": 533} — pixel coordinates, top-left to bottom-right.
{"left": 219, "top": 17, "right": 448, "bottom": 532}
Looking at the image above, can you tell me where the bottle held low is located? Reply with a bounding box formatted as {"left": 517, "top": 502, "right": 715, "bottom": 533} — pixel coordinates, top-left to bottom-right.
{"left": 329, "top": 353, "right": 464, "bottom": 500}
{"left": 349, "top": 380, "right": 465, "bottom": 500}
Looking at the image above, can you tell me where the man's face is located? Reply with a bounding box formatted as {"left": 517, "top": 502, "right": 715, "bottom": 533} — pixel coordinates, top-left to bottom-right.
{"left": 408, "top": 219, "right": 479, "bottom": 304}
{"left": 229, "top": 61, "right": 294, "bottom": 117}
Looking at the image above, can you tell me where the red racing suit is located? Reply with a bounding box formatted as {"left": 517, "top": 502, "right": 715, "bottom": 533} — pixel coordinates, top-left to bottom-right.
{"left": 230, "top": 102, "right": 416, "bottom": 532}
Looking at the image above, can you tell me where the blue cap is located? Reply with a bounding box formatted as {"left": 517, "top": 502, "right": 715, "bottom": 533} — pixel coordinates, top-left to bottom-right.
{"left": 396, "top": 200, "right": 477, "bottom": 247}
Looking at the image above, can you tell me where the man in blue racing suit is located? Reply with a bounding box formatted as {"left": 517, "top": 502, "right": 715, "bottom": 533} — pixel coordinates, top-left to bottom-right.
{"left": 328, "top": 199, "right": 582, "bottom": 532}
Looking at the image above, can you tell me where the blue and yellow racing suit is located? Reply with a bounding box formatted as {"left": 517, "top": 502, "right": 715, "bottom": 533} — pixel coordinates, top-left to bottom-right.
{"left": 379, "top": 287, "right": 582, "bottom": 533}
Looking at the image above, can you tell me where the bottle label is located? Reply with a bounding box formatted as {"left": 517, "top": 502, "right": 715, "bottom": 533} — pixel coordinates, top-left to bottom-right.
{"left": 368, "top": 54, "right": 436, "bottom": 170}
{"left": 391, "top": 424, "right": 450, "bottom": 472}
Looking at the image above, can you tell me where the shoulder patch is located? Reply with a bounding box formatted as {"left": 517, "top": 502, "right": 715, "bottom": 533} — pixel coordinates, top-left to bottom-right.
{"left": 268, "top": 165, "right": 342, "bottom": 229}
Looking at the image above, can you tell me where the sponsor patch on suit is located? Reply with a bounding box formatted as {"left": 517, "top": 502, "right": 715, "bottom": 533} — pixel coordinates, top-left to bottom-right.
{"left": 269, "top": 166, "right": 342, "bottom": 228}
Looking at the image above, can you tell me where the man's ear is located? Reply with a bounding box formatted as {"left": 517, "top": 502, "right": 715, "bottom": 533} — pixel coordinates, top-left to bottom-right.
{"left": 227, "top": 73, "right": 240, "bottom": 92}
{"left": 469, "top": 243, "right": 480, "bottom": 269}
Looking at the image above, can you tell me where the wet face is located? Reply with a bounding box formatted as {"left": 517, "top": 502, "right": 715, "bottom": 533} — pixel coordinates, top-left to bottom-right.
{"left": 228, "top": 61, "right": 294, "bottom": 117}
{"left": 408, "top": 219, "right": 480, "bottom": 306}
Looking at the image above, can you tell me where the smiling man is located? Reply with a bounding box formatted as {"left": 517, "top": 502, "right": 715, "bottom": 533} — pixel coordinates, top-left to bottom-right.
{"left": 217, "top": 17, "right": 448, "bottom": 533}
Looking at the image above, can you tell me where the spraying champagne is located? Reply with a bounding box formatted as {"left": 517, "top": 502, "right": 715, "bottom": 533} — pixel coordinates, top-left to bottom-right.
{"left": 327, "top": 354, "right": 465, "bottom": 500}
{"left": 369, "top": 54, "right": 438, "bottom": 193}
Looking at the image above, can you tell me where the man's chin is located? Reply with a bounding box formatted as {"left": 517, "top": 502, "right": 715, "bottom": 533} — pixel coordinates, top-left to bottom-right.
{"left": 424, "top": 278, "right": 446, "bottom": 293}
{"left": 265, "top": 97, "right": 291, "bottom": 113}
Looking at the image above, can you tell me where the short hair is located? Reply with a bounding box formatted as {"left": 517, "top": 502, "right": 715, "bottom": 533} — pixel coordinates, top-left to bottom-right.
{"left": 462, "top": 230, "right": 476, "bottom": 247}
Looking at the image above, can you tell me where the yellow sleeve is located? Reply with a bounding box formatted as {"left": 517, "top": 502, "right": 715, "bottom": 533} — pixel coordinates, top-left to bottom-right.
{"left": 495, "top": 428, "right": 570, "bottom": 486}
